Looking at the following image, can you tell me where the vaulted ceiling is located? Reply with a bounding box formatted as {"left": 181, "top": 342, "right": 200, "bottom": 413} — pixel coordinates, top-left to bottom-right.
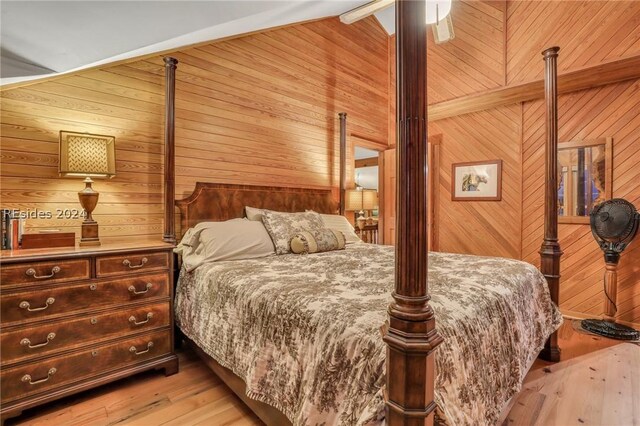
{"left": 1, "top": 0, "right": 401, "bottom": 85}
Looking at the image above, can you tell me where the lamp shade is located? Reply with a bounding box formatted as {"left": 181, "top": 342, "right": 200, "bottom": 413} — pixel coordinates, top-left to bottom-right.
{"left": 345, "top": 189, "right": 378, "bottom": 211}
{"left": 361, "top": 189, "right": 379, "bottom": 210}
{"left": 345, "top": 189, "right": 364, "bottom": 211}
{"left": 59, "top": 131, "right": 116, "bottom": 178}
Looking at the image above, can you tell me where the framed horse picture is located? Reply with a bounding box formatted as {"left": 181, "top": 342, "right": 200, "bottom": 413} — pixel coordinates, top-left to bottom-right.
{"left": 451, "top": 160, "right": 502, "bottom": 201}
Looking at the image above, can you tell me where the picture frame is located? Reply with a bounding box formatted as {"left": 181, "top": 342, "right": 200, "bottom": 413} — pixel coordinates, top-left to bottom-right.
{"left": 557, "top": 137, "right": 612, "bottom": 225}
{"left": 451, "top": 160, "right": 502, "bottom": 201}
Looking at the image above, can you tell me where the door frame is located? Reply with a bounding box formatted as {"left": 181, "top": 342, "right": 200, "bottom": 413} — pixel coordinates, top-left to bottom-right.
{"left": 380, "top": 133, "right": 441, "bottom": 249}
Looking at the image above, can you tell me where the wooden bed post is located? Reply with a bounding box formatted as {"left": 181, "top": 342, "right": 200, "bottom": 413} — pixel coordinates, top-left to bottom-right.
{"left": 539, "top": 46, "right": 562, "bottom": 362}
{"left": 339, "top": 112, "right": 347, "bottom": 215}
{"left": 383, "top": 1, "right": 443, "bottom": 425}
{"left": 163, "top": 57, "right": 178, "bottom": 244}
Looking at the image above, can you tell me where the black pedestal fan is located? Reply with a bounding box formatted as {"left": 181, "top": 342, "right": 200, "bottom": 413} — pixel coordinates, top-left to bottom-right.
{"left": 581, "top": 198, "right": 640, "bottom": 340}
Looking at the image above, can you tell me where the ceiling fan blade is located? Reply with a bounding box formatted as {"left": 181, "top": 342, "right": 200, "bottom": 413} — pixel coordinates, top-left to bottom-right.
{"left": 339, "top": 0, "right": 395, "bottom": 25}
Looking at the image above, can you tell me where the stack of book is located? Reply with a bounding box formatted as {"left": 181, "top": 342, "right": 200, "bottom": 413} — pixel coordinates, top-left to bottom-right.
{"left": 2, "top": 210, "right": 24, "bottom": 250}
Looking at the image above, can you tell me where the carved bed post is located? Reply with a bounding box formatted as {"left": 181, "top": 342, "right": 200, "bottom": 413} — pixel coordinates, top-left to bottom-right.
{"left": 383, "top": 1, "right": 443, "bottom": 425}
{"left": 539, "top": 46, "right": 562, "bottom": 362}
{"left": 163, "top": 57, "right": 178, "bottom": 244}
{"left": 339, "top": 112, "right": 347, "bottom": 215}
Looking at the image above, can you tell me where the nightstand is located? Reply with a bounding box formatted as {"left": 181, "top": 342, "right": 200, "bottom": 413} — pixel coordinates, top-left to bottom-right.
{"left": 0, "top": 240, "right": 179, "bottom": 424}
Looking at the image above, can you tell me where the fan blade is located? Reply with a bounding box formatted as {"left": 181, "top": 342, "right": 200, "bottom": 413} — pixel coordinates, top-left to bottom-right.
{"left": 339, "top": 0, "right": 395, "bottom": 25}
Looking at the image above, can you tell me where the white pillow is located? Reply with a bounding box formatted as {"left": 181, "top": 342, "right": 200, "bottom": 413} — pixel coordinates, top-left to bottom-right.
{"left": 176, "top": 218, "right": 275, "bottom": 272}
{"left": 317, "top": 213, "right": 361, "bottom": 244}
{"left": 245, "top": 206, "right": 265, "bottom": 221}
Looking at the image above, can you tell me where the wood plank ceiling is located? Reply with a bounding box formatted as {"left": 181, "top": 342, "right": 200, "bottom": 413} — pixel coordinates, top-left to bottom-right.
{"left": 427, "top": 0, "right": 506, "bottom": 104}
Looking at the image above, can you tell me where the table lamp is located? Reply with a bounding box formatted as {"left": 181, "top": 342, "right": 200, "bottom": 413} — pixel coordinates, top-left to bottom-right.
{"left": 345, "top": 189, "right": 378, "bottom": 229}
{"left": 59, "top": 131, "right": 116, "bottom": 246}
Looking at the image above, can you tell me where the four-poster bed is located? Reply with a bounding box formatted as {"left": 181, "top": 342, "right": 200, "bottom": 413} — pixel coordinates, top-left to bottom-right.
{"left": 161, "top": 1, "right": 563, "bottom": 424}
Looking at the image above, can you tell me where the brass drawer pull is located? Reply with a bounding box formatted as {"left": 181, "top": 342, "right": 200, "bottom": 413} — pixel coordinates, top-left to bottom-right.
{"left": 22, "top": 368, "right": 57, "bottom": 385}
{"left": 128, "top": 283, "right": 152, "bottom": 295}
{"left": 129, "top": 341, "right": 153, "bottom": 356}
{"left": 129, "top": 312, "right": 153, "bottom": 326}
{"left": 19, "top": 297, "right": 55, "bottom": 312}
{"left": 26, "top": 266, "right": 61, "bottom": 279}
{"left": 122, "top": 257, "right": 148, "bottom": 269}
{"left": 21, "top": 333, "right": 56, "bottom": 349}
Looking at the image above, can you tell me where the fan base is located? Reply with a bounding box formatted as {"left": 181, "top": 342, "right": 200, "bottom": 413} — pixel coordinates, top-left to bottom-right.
{"left": 581, "top": 319, "right": 640, "bottom": 341}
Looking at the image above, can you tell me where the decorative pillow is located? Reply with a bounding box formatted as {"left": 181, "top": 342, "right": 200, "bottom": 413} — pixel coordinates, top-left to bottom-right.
{"left": 290, "top": 229, "right": 346, "bottom": 254}
{"left": 261, "top": 210, "right": 325, "bottom": 254}
{"left": 313, "top": 213, "right": 361, "bottom": 244}
{"left": 176, "top": 218, "right": 275, "bottom": 272}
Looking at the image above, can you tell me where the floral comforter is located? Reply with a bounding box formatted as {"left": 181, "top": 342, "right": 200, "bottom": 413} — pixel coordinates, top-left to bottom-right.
{"left": 175, "top": 244, "right": 562, "bottom": 425}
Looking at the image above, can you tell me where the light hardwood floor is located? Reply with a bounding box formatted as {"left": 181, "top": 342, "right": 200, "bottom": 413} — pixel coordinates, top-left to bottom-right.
{"left": 9, "top": 321, "right": 639, "bottom": 426}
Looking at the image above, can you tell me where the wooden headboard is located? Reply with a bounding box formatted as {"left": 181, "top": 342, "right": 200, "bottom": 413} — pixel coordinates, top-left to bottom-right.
{"left": 175, "top": 182, "right": 338, "bottom": 238}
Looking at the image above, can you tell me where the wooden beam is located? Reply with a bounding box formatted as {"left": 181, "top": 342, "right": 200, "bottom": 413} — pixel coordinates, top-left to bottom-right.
{"left": 355, "top": 157, "right": 378, "bottom": 168}
{"left": 163, "top": 57, "right": 177, "bottom": 245}
{"left": 538, "top": 47, "right": 562, "bottom": 363}
{"left": 383, "top": 1, "right": 443, "bottom": 425}
{"left": 428, "top": 55, "right": 640, "bottom": 121}
{"left": 339, "top": 0, "right": 395, "bottom": 25}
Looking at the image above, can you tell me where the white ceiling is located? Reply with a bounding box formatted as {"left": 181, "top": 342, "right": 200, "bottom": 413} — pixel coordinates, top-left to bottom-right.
{"left": 354, "top": 146, "right": 379, "bottom": 160}
{"left": 1, "top": 0, "right": 399, "bottom": 86}
{"left": 373, "top": 5, "right": 395, "bottom": 33}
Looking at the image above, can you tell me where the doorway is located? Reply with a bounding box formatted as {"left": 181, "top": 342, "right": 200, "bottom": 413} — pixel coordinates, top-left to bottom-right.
{"left": 348, "top": 146, "right": 381, "bottom": 243}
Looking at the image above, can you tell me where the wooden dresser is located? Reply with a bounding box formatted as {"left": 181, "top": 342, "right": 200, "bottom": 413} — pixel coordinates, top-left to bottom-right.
{"left": 0, "top": 240, "right": 179, "bottom": 423}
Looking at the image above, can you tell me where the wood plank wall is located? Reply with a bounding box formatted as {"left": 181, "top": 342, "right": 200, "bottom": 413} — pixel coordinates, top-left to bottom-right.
{"left": 506, "top": 0, "right": 640, "bottom": 84}
{"left": 428, "top": 105, "right": 522, "bottom": 259}
{"left": 0, "top": 0, "right": 637, "bottom": 323}
{"left": 428, "top": 0, "right": 505, "bottom": 103}
{"left": 522, "top": 80, "right": 640, "bottom": 326}
{"left": 0, "top": 17, "right": 389, "bottom": 242}
{"left": 1, "top": 69, "right": 166, "bottom": 243}
{"left": 418, "top": 0, "right": 640, "bottom": 325}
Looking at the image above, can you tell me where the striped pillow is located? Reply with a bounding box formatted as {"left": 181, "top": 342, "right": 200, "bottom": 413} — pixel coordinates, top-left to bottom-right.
{"left": 307, "top": 212, "right": 361, "bottom": 244}
{"left": 290, "top": 229, "right": 346, "bottom": 254}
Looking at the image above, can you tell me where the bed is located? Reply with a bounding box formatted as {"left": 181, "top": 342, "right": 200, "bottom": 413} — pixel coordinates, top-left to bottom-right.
{"left": 169, "top": 182, "right": 562, "bottom": 425}
{"left": 159, "top": 1, "right": 565, "bottom": 424}
{"left": 175, "top": 242, "right": 561, "bottom": 425}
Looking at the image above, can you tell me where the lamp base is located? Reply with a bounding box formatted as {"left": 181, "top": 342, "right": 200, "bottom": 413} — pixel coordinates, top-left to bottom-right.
{"left": 79, "top": 219, "right": 100, "bottom": 247}
{"left": 78, "top": 177, "right": 101, "bottom": 247}
{"left": 581, "top": 319, "right": 640, "bottom": 341}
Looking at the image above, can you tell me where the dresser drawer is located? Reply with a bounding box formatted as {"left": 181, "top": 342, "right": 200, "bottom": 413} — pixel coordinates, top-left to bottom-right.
{"left": 1, "top": 273, "right": 170, "bottom": 326}
{"left": 0, "top": 259, "right": 90, "bottom": 287}
{"left": 1, "top": 302, "right": 170, "bottom": 366}
{"left": 96, "top": 252, "right": 169, "bottom": 277}
{"left": 1, "top": 329, "right": 171, "bottom": 403}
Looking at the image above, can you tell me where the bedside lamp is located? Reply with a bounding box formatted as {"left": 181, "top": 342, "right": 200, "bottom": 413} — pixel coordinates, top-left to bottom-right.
{"left": 59, "top": 131, "right": 116, "bottom": 246}
{"left": 345, "top": 189, "right": 378, "bottom": 229}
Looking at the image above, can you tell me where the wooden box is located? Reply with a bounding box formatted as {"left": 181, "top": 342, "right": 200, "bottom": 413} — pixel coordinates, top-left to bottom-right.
{"left": 20, "top": 233, "right": 76, "bottom": 249}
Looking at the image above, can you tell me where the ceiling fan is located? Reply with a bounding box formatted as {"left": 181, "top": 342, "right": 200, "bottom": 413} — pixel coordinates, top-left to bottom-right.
{"left": 339, "top": 0, "right": 455, "bottom": 44}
